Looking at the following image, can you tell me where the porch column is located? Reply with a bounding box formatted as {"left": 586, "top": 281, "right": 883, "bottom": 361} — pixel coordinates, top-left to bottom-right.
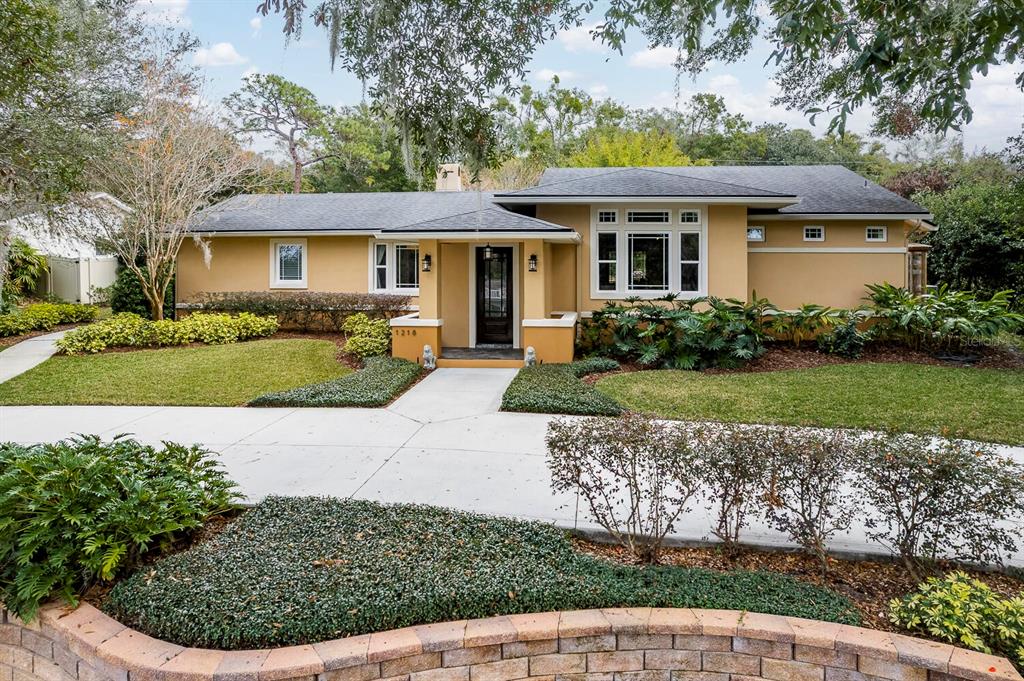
{"left": 522, "top": 238, "right": 546, "bottom": 319}
{"left": 418, "top": 239, "right": 441, "bottom": 318}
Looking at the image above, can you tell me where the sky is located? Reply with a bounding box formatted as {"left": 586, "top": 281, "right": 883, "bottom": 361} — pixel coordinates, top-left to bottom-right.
{"left": 138, "top": 0, "right": 1024, "bottom": 159}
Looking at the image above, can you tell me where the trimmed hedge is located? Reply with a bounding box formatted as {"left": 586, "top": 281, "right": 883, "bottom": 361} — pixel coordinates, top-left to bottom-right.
{"left": 104, "top": 496, "right": 860, "bottom": 649}
{"left": 0, "top": 303, "right": 99, "bottom": 337}
{"left": 56, "top": 312, "right": 278, "bottom": 354}
{"left": 186, "top": 291, "right": 411, "bottom": 332}
{"left": 250, "top": 356, "right": 422, "bottom": 407}
{"left": 501, "top": 359, "right": 623, "bottom": 416}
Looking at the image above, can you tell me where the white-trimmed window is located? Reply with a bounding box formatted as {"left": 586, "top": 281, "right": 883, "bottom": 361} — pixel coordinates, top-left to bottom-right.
{"left": 803, "top": 225, "right": 825, "bottom": 242}
{"left": 596, "top": 232, "right": 618, "bottom": 291}
{"left": 271, "top": 239, "right": 307, "bottom": 288}
{"left": 597, "top": 210, "right": 618, "bottom": 224}
{"left": 679, "top": 232, "right": 701, "bottom": 293}
{"left": 627, "top": 209, "right": 671, "bottom": 224}
{"left": 371, "top": 241, "right": 419, "bottom": 293}
{"left": 746, "top": 226, "right": 766, "bottom": 242}
{"left": 679, "top": 209, "right": 701, "bottom": 224}
{"left": 627, "top": 232, "right": 670, "bottom": 290}
{"left": 865, "top": 226, "right": 887, "bottom": 242}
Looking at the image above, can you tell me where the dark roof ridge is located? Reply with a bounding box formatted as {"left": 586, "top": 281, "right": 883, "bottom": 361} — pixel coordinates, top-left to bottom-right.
{"left": 386, "top": 205, "right": 572, "bottom": 232}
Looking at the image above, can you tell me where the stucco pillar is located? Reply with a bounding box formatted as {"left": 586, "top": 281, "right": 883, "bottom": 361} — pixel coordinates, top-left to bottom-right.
{"left": 417, "top": 239, "right": 441, "bottom": 319}
{"left": 522, "top": 239, "right": 547, "bottom": 319}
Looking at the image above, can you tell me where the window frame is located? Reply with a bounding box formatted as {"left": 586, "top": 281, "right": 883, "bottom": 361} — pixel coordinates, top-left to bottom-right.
{"left": 270, "top": 238, "right": 308, "bottom": 289}
{"left": 865, "top": 225, "right": 888, "bottom": 242}
{"left": 803, "top": 225, "right": 826, "bottom": 242}
{"left": 394, "top": 243, "right": 420, "bottom": 290}
{"left": 679, "top": 209, "right": 701, "bottom": 225}
{"left": 597, "top": 209, "right": 618, "bottom": 224}
{"left": 678, "top": 231, "right": 701, "bottom": 294}
{"left": 626, "top": 209, "right": 671, "bottom": 224}
{"left": 596, "top": 231, "right": 619, "bottom": 292}
{"left": 369, "top": 240, "right": 420, "bottom": 294}
{"left": 746, "top": 226, "right": 766, "bottom": 242}
{"left": 626, "top": 231, "right": 671, "bottom": 291}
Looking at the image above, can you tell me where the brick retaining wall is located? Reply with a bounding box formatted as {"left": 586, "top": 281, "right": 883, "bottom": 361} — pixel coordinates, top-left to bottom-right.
{"left": 2, "top": 606, "right": 1020, "bottom": 681}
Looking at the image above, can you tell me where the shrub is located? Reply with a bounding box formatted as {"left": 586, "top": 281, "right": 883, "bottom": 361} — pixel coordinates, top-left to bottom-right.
{"left": 547, "top": 415, "right": 706, "bottom": 562}
{"left": 816, "top": 310, "right": 870, "bottom": 358}
{"left": 3, "top": 238, "right": 48, "bottom": 301}
{"left": 762, "top": 429, "right": 860, "bottom": 570}
{"left": 501, "top": 363, "right": 623, "bottom": 416}
{"left": 187, "top": 291, "right": 412, "bottom": 332}
{"left": 103, "top": 496, "right": 860, "bottom": 649}
{"left": 110, "top": 265, "right": 173, "bottom": 319}
{"left": 853, "top": 431, "right": 1024, "bottom": 576}
{"left": 770, "top": 304, "right": 840, "bottom": 348}
{"left": 0, "top": 303, "right": 99, "bottom": 337}
{"left": 56, "top": 312, "right": 278, "bottom": 354}
{"left": 566, "top": 356, "right": 620, "bottom": 376}
{"left": 891, "top": 572, "right": 1024, "bottom": 671}
{"left": 342, "top": 312, "right": 391, "bottom": 357}
{"left": 696, "top": 425, "right": 772, "bottom": 551}
{"left": 578, "top": 294, "right": 773, "bottom": 369}
{"left": 866, "top": 282, "right": 1023, "bottom": 353}
{"left": 251, "top": 356, "right": 421, "bottom": 407}
{"left": 0, "top": 435, "right": 237, "bottom": 621}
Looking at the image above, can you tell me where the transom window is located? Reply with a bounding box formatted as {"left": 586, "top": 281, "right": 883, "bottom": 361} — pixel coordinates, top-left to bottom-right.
{"left": 626, "top": 209, "right": 671, "bottom": 224}
{"left": 271, "top": 239, "right": 307, "bottom": 288}
{"left": 628, "top": 232, "right": 669, "bottom": 290}
{"left": 747, "top": 226, "right": 766, "bottom": 242}
{"left": 597, "top": 210, "right": 618, "bottom": 224}
{"left": 372, "top": 241, "right": 419, "bottom": 292}
{"left": 865, "top": 226, "right": 887, "bottom": 242}
{"left": 803, "top": 226, "right": 825, "bottom": 242}
{"left": 679, "top": 209, "right": 700, "bottom": 224}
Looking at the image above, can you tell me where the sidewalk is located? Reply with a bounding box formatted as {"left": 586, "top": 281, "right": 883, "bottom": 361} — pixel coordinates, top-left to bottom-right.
{"left": 0, "top": 330, "right": 66, "bottom": 384}
{"left": 1, "top": 367, "right": 1022, "bottom": 565}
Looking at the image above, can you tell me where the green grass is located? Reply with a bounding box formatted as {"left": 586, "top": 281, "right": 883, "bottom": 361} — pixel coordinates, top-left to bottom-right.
{"left": 104, "top": 496, "right": 859, "bottom": 649}
{"left": 0, "top": 339, "right": 350, "bottom": 406}
{"left": 597, "top": 363, "right": 1024, "bottom": 445}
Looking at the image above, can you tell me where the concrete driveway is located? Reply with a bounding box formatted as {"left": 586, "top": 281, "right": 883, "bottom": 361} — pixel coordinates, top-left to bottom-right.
{"left": 1, "top": 367, "right": 1022, "bottom": 565}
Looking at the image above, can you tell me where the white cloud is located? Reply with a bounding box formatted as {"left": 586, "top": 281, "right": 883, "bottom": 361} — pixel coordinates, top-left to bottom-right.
{"left": 557, "top": 23, "right": 604, "bottom": 53}
{"left": 194, "top": 42, "right": 249, "bottom": 67}
{"left": 708, "top": 74, "right": 740, "bottom": 89}
{"left": 534, "top": 68, "right": 575, "bottom": 83}
{"left": 242, "top": 66, "right": 260, "bottom": 79}
{"left": 589, "top": 83, "right": 609, "bottom": 97}
{"left": 135, "top": 0, "right": 190, "bottom": 27}
{"left": 249, "top": 16, "right": 262, "bottom": 37}
{"left": 628, "top": 46, "right": 678, "bottom": 69}
{"left": 963, "top": 63, "right": 1024, "bottom": 151}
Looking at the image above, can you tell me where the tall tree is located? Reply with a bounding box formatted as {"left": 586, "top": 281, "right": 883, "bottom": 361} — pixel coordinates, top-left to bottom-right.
{"left": 85, "top": 58, "right": 261, "bottom": 320}
{"left": 567, "top": 129, "right": 698, "bottom": 167}
{"left": 224, "top": 74, "right": 333, "bottom": 193}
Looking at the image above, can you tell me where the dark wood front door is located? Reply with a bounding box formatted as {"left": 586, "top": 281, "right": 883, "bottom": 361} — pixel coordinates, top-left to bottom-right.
{"left": 476, "top": 246, "right": 513, "bottom": 344}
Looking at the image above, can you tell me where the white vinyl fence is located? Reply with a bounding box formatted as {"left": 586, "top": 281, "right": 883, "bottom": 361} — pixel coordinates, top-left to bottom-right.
{"left": 45, "top": 256, "right": 118, "bottom": 304}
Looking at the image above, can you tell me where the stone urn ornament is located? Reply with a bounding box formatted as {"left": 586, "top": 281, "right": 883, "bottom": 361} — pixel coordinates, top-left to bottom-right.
{"left": 422, "top": 345, "right": 436, "bottom": 369}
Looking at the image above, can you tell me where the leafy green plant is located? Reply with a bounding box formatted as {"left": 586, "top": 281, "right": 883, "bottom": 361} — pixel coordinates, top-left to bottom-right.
{"left": 251, "top": 356, "right": 421, "bottom": 407}
{"left": 578, "top": 294, "right": 774, "bottom": 369}
{"left": 3, "top": 238, "right": 48, "bottom": 301}
{"left": 56, "top": 312, "right": 279, "bottom": 354}
{"left": 816, "top": 309, "right": 871, "bottom": 358}
{"left": 853, "top": 431, "right": 1024, "bottom": 577}
{"left": 501, "top": 361, "right": 623, "bottom": 416}
{"left": 891, "top": 572, "right": 1024, "bottom": 671}
{"left": 866, "top": 283, "right": 1023, "bottom": 353}
{"left": 187, "top": 291, "right": 411, "bottom": 332}
{"left": 770, "top": 304, "right": 839, "bottom": 348}
{"left": 0, "top": 303, "right": 99, "bottom": 337}
{"left": 104, "top": 496, "right": 859, "bottom": 649}
{"left": 110, "top": 265, "right": 173, "bottom": 319}
{"left": 0, "top": 435, "right": 238, "bottom": 621}
{"left": 342, "top": 312, "right": 390, "bottom": 357}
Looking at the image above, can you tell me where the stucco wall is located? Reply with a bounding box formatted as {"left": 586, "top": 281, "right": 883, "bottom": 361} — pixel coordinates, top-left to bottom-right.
{"left": 707, "top": 205, "right": 748, "bottom": 301}
{"left": 440, "top": 243, "right": 470, "bottom": 348}
{"left": 748, "top": 252, "right": 907, "bottom": 309}
{"left": 3, "top": 604, "right": 1019, "bottom": 681}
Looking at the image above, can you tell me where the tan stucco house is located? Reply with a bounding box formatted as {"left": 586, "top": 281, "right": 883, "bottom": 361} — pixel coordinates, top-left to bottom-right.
{"left": 179, "top": 165, "right": 933, "bottom": 367}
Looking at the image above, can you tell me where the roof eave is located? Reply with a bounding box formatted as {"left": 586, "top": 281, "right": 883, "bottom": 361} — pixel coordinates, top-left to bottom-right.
{"left": 753, "top": 212, "right": 933, "bottom": 221}
{"left": 375, "top": 230, "right": 580, "bottom": 242}
{"left": 493, "top": 195, "right": 799, "bottom": 207}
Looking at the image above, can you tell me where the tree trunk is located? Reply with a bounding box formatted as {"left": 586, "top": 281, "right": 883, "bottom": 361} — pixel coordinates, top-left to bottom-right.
{"left": 0, "top": 226, "right": 10, "bottom": 311}
{"left": 292, "top": 161, "right": 302, "bottom": 193}
{"left": 147, "top": 288, "right": 164, "bottom": 321}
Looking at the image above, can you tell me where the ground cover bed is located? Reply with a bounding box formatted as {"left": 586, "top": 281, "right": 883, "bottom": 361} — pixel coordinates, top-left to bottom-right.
{"left": 250, "top": 356, "right": 422, "bottom": 407}
{"left": 500, "top": 358, "right": 623, "bottom": 415}
{"left": 596, "top": 362, "right": 1024, "bottom": 445}
{"left": 102, "top": 496, "right": 861, "bottom": 649}
{"left": 0, "top": 338, "right": 349, "bottom": 406}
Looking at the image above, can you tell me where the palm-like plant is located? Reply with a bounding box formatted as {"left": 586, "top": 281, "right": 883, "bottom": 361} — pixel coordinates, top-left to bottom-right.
{"left": 3, "top": 238, "right": 48, "bottom": 302}
{"left": 770, "top": 303, "right": 840, "bottom": 348}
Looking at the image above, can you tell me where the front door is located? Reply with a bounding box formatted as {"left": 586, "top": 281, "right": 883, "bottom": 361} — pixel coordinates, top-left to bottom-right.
{"left": 476, "top": 246, "right": 513, "bottom": 345}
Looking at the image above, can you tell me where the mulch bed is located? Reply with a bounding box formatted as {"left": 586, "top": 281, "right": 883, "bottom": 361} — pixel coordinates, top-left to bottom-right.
{"left": 573, "top": 538, "right": 1024, "bottom": 632}
{"left": 0, "top": 323, "right": 79, "bottom": 351}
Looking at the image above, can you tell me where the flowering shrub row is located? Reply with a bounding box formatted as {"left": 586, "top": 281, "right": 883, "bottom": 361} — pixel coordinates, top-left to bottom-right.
{"left": 0, "top": 303, "right": 99, "bottom": 337}
{"left": 56, "top": 312, "right": 278, "bottom": 354}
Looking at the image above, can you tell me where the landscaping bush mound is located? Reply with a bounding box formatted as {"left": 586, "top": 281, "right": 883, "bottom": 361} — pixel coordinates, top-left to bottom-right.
{"left": 251, "top": 356, "right": 421, "bottom": 407}
{"left": 187, "top": 291, "right": 411, "bottom": 332}
{"left": 0, "top": 302, "right": 99, "bottom": 337}
{"left": 501, "top": 360, "right": 623, "bottom": 416}
{"left": 0, "top": 436, "right": 237, "bottom": 621}
{"left": 342, "top": 312, "right": 391, "bottom": 357}
{"left": 110, "top": 266, "right": 174, "bottom": 318}
{"left": 104, "top": 496, "right": 860, "bottom": 649}
{"left": 56, "top": 312, "right": 278, "bottom": 354}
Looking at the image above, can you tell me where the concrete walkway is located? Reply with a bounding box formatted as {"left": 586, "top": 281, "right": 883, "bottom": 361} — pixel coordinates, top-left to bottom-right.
{"left": 1, "top": 367, "right": 1021, "bottom": 565}
{"left": 0, "top": 330, "right": 66, "bottom": 384}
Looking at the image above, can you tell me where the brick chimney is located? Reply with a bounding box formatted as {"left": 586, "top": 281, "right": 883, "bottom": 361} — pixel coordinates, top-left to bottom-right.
{"left": 435, "top": 163, "right": 463, "bottom": 191}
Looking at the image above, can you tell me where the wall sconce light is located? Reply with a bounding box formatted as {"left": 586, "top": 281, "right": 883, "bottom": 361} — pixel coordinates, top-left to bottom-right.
{"left": 481, "top": 244, "right": 494, "bottom": 260}
{"left": 421, "top": 254, "right": 432, "bottom": 272}
{"left": 528, "top": 254, "right": 538, "bottom": 272}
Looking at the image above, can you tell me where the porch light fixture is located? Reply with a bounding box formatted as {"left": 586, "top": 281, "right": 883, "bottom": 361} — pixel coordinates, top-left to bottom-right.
{"left": 421, "top": 253, "right": 432, "bottom": 272}
{"left": 482, "top": 244, "right": 494, "bottom": 260}
{"left": 528, "top": 254, "right": 538, "bottom": 272}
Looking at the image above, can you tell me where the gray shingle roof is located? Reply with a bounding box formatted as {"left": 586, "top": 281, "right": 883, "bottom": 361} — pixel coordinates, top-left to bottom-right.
{"left": 496, "top": 167, "right": 794, "bottom": 198}
{"left": 193, "top": 191, "right": 569, "bottom": 234}
{"left": 525, "top": 165, "right": 927, "bottom": 214}
{"left": 386, "top": 207, "right": 573, "bottom": 233}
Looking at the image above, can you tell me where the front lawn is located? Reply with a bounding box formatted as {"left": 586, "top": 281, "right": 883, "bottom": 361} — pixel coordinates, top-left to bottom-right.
{"left": 104, "top": 496, "right": 859, "bottom": 649}
{"left": 0, "top": 339, "right": 349, "bottom": 406}
{"left": 597, "top": 363, "right": 1024, "bottom": 445}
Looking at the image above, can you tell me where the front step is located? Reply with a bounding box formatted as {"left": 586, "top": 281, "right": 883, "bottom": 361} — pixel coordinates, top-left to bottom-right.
{"left": 435, "top": 358, "right": 523, "bottom": 369}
